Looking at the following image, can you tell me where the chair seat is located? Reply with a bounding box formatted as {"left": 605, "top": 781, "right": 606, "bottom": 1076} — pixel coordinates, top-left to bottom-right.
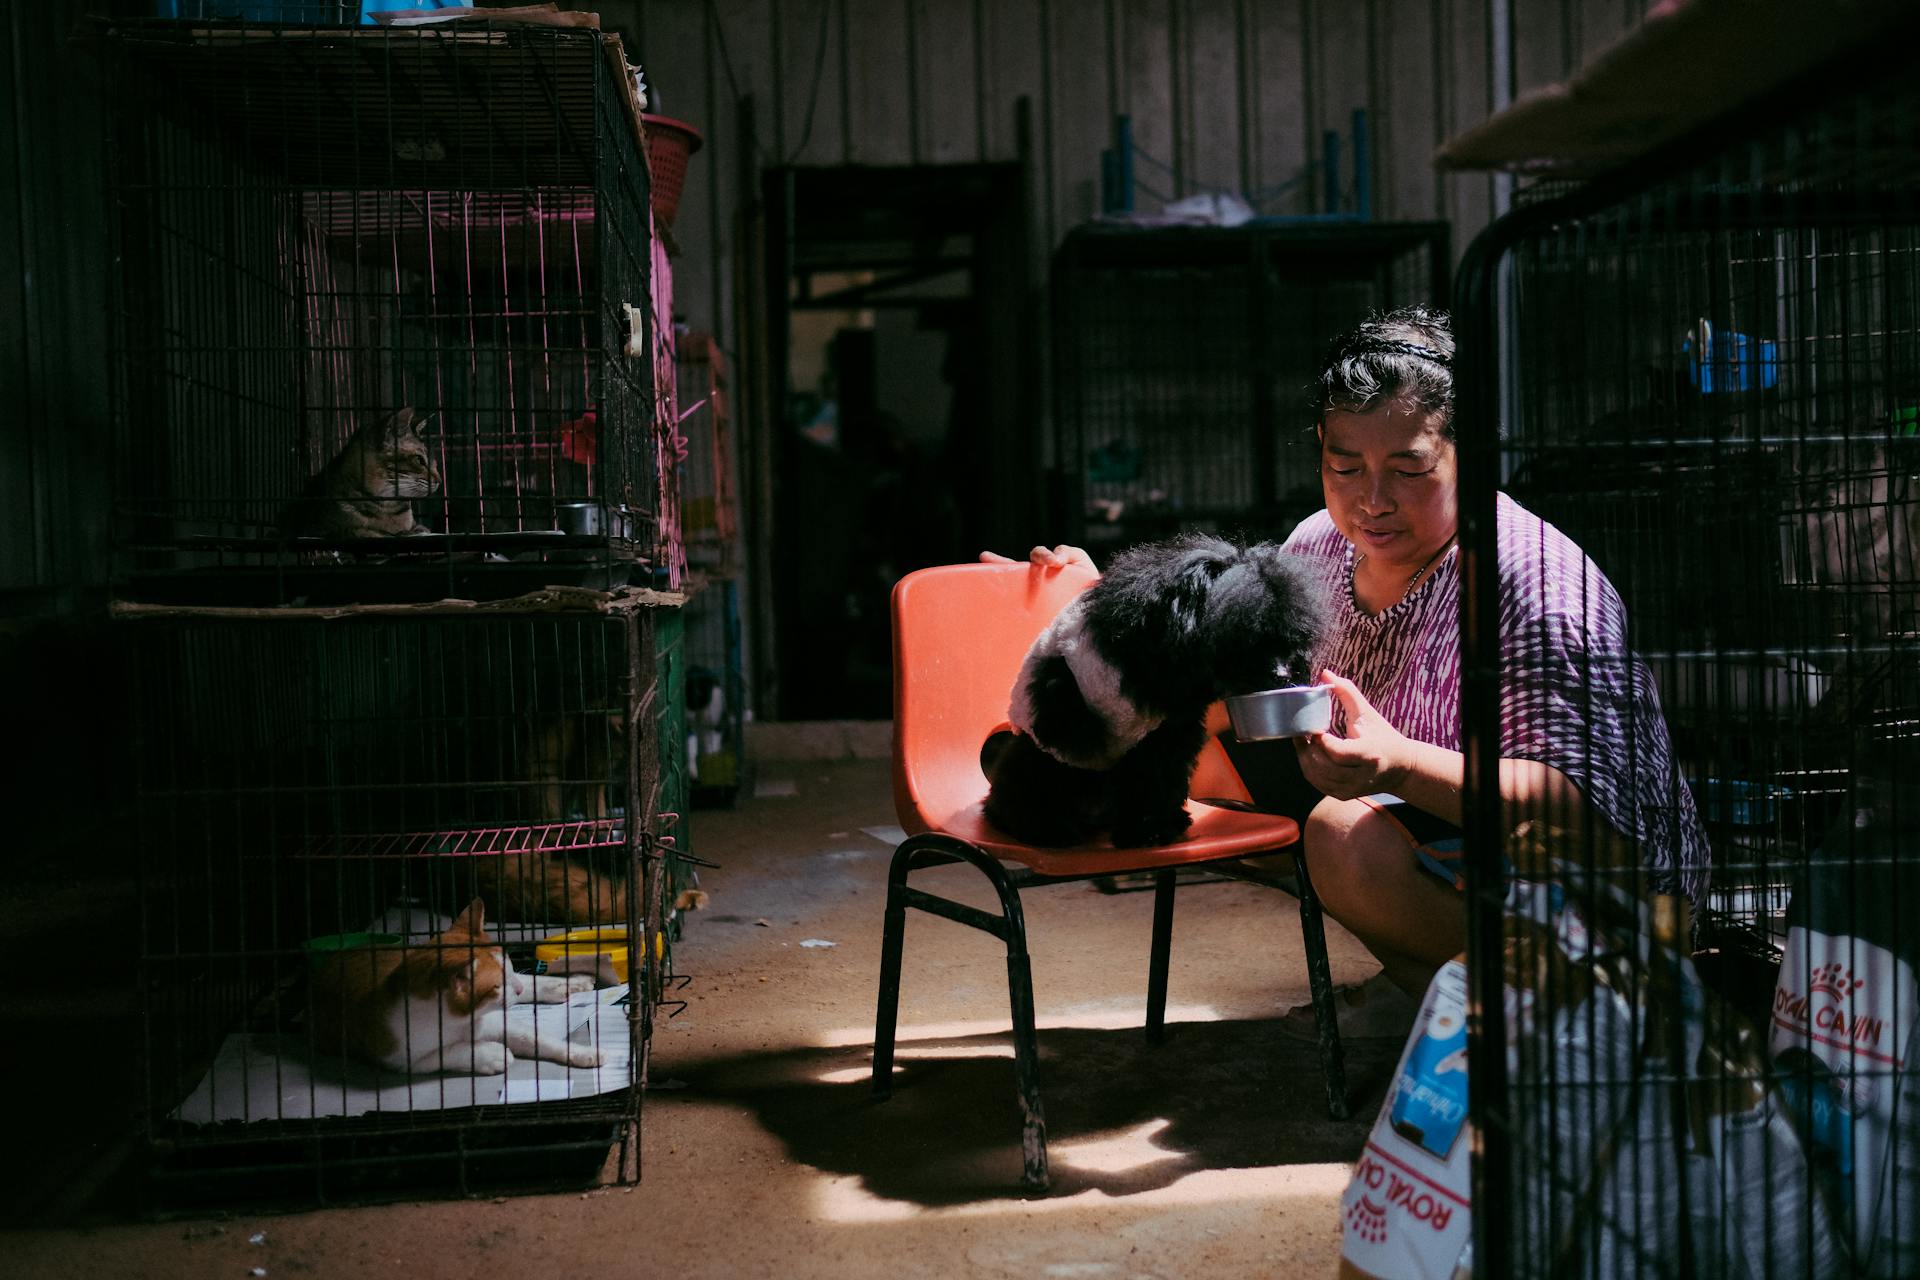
{"left": 909, "top": 798, "right": 1300, "bottom": 879}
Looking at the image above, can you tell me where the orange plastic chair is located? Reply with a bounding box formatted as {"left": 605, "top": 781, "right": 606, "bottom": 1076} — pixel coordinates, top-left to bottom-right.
{"left": 873, "top": 561, "right": 1350, "bottom": 1191}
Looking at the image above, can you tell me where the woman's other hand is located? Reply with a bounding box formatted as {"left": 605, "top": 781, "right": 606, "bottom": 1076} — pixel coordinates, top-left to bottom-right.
{"left": 977, "top": 545, "right": 1098, "bottom": 572}
{"left": 1294, "top": 671, "right": 1415, "bottom": 800}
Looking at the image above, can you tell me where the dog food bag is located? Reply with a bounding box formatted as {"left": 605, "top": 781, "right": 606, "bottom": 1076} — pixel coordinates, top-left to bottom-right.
{"left": 1770, "top": 787, "right": 1920, "bottom": 1279}
{"left": 1337, "top": 959, "right": 1475, "bottom": 1280}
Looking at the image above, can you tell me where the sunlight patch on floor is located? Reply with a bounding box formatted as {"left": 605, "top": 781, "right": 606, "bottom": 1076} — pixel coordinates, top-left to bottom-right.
{"left": 812, "top": 1042, "right": 1018, "bottom": 1085}
{"left": 813, "top": 1003, "right": 1227, "bottom": 1050}
{"left": 807, "top": 1159, "right": 1353, "bottom": 1226}
{"left": 1050, "top": 1118, "right": 1184, "bottom": 1175}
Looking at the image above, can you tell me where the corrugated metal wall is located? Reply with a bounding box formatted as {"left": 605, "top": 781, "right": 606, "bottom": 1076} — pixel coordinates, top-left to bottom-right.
{"left": 605, "top": 0, "right": 1654, "bottom": 347}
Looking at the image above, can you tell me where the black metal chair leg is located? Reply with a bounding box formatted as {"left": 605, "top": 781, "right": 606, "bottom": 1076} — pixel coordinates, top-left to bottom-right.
{"left": 1145, "top": 868, "right": 1175, "bottom": 1043}
{"left": 1292, "top": 846, "right": 1350, "bottom": 1120}
{"left": 1005, "top": 933, "right": 1049, "bottom": 1192}
{"left": 870, "top": 855, "right": 911, "bottom": 1099}
{"left": 869, "top": 835, "right": 1051, "bottom": 1190}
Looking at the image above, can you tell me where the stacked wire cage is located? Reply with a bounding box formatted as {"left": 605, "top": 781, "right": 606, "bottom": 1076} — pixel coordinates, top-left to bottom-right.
{"left": 1052, "top": 222, "right": 1448, "bottom": 552}
{"left": 122, "top": 606, "right": 663, "bottom": 1203}
{"left": 1453, "top": 43, "right": 1920, "bottom": 1280}
{"left": 103, "top": 16, "right": 676, "bottom": 1203}
{"left": 106, "top": 18, "right": 677, "bottom": 605}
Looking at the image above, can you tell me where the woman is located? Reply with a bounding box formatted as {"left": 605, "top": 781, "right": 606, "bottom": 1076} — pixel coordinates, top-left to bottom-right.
{"left": 995, "top": 307, "right": 1707, "bottom": 1035}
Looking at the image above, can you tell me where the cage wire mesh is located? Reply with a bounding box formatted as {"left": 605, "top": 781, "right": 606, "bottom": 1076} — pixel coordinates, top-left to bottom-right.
{"left": 124, "top": 609, "right": 660, "bottom": 1204}
{"left": 671, "top": 328, "right": 747, "bottom": 807}
{"left": 647, "top": 606, "right": 698, "bottom": 986}
{"left": 1052, "top": 223, "right": 1448, "bottom": 554}
{"left": 674, "top": 330, "right": 740, "bottom": 578}
{"left": 682, "top": 578, "right": 748, "bottom": 806}
{"left": 106, "top": 21, "right": 670, "bottom": 606}
{"left": 1454, "top": 60, "right": 1920, "bottom": 1280}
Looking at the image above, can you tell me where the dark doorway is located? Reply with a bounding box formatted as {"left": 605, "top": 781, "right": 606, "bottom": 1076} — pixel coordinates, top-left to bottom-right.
{"left": 761, "top": 163, "right": 1034, "bottom": 720}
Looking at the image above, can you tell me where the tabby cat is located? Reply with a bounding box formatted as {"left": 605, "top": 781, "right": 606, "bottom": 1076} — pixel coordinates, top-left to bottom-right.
{"left": 477, "top": 708, "right": 717, "bottom": 925}
{"left": 307, "top": 899, "right": 602, "bottom": 1074}
{"left": 281, "top": 406, "right": 442, "bottom": 539}
{"left": 474, "top": 713, "right": 628, "bottom": 927}
{"left": 473, "top": 852, "right": 625, "bottom": 930}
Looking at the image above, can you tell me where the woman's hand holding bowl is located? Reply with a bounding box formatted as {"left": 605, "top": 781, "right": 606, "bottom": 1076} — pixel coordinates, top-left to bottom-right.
{"left": 1294, "top": 671, "right": 1416, "bottom": 800}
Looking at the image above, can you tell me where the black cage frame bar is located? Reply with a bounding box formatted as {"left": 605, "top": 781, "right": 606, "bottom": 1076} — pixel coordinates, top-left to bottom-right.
{"left": 1455, "top": 23, "right": 1920, "bottom": 1279}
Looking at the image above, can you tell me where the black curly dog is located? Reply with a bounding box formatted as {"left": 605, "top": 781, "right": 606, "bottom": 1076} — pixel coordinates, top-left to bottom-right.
{"left": 984, "top": 534, "right": 1327, "bottom": 848}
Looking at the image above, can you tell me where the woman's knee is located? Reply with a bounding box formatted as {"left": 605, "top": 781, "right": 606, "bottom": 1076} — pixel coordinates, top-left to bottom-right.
{"left": 1301, "top": 796, "right": 1390, "bottom": 904}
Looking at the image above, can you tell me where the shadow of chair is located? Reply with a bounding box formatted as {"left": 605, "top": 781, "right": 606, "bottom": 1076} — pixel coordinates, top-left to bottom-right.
{"left": 872, "top": 560, "right": 1350, "bottom": 1192}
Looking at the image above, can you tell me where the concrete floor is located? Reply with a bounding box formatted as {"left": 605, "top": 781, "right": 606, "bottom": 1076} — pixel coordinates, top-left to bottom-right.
{"left": 10, "top": 757, "right": 1395, "bottom": 1279}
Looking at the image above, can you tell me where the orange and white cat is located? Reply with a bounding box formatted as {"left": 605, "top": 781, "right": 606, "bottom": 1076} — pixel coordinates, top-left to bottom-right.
{"left": 308, "top": 899, "right": 602, "bottom": 1074}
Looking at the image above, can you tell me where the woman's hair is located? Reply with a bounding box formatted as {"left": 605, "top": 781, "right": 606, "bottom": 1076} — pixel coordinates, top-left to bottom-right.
{"left": 1316, "top": 305, "right": 1455, "bottom": 437}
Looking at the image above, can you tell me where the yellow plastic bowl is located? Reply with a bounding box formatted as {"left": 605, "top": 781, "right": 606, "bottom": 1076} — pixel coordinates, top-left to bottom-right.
{"left": 535, "top": 927, "right": 636, "bottom": 984}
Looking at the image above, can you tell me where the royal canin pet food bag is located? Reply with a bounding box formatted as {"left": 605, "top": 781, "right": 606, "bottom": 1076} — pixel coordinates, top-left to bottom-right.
{"left": 1337, "top": 959, "right": 1475, "bottom": 1280}
{"left": 1770, "top": 788, "right": 1920, "bottom": 1279}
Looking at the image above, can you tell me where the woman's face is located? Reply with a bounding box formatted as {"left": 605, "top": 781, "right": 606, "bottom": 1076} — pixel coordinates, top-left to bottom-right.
{"left": 1319, "top": 395, "right": 1458, "bottom": 576}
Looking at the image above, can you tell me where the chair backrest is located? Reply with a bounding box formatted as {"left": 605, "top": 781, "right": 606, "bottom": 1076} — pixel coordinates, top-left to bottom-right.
{"left": 891, "top": 562, "right": 1097, "bottom": 834}
{"left": 891, "top": 561, "right": 1254, "bottom": 836}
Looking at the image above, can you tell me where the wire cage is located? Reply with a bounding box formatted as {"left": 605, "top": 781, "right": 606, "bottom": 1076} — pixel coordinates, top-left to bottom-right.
{"left": 647, "top": 604, "right": 706, "bottom": 973}
{"left": 670, "top": 328, "right": 747, "bottom": 806}
{"left": 104, "top": 20, "right": 674, "bottom": 606}
{"left": 121, "top": 605, "right": 666, "bottom": 1205}
{"left": 1052, "top": 221, "right": 1448, "bottom": 553}
{"left": 1451, "top": 51, "right": 1920, "bottom": 1280}
{"left": 682, "top": 579, "right": 748, "bottom": 806}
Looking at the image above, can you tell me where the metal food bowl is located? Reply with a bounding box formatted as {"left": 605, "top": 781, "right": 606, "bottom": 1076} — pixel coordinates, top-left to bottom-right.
{"left": 557, "top": 502, "right": 603, "bottom": 536}
{"left": 1225, "top": 684, "right": 1334, "bottom": 741}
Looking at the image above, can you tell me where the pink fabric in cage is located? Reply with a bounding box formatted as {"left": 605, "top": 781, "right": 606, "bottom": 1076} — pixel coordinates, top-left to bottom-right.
{"left": 560, "top": 409, "right": 598, "bottom": 467}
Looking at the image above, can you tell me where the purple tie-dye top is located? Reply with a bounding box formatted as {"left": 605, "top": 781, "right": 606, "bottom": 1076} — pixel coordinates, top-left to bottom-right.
{"left": 1282, "top": 492, "right": 1709, "bottom": 903}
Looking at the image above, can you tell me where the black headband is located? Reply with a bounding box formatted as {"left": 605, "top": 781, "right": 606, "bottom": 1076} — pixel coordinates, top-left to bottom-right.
{"left": 1363, "top": 339, "right": 1452, "bottom": 367}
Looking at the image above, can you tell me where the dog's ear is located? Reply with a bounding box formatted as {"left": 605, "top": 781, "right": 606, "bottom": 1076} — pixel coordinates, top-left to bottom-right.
{"left": 1167, "top": 552, "right": 1228, "bottom": 636}
{"left": 1025, "top": 654, "right": 1112, "bottom": 764}
{"left": 1202, "top": 545, "right": 1330, "bottom": 693}
{"left": 1089, "top": 534, "right": 1238, "bottom": 697}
